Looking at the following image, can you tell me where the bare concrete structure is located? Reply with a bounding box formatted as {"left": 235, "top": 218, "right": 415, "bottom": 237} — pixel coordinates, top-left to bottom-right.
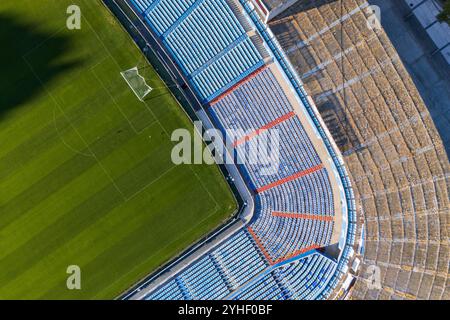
{"left": 269, "top": 0, "right": 449, "bottom": 299}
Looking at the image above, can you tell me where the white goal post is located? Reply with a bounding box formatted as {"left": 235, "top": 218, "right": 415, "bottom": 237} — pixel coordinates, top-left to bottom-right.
{"left": 120, "top": 67, "right": 153, "bottom": 101}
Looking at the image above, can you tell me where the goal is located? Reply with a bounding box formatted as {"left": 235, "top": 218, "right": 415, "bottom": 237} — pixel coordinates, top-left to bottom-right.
{"left": 120, "top": 67, "right": 153, "bottom": 101}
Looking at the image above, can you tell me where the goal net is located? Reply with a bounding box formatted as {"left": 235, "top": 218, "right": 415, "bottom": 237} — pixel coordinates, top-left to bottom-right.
{"left": 120, "top": 67, "right": 153, "bottom": 101}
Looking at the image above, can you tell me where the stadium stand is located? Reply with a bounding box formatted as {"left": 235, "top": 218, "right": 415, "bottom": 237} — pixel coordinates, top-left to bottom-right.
{"left": 143, "top": 230, "right": 269, "bottom": 300}
{"left": 232, "top": 253, "right": 337, "bottom": 300}
{"left": 128, "top": 0, "right": 358, "bottom": 300}
{"left": 269, "top": 0, "right": 449, "bottom": 299}
{"left": 136, "top": 0, "right": 266, "bottom": 102}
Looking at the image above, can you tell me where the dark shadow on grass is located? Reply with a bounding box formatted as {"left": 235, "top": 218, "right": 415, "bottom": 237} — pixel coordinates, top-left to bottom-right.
{"left": 0, "top": 14, "right": 83, "bottom": 120}
{"left": 270, "top": 0, "right": 338, "bottom": 21}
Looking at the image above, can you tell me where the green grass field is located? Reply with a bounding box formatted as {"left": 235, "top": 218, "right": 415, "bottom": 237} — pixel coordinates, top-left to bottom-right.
{"left": 0, "top": 0, "right": 236, "bottom": 299}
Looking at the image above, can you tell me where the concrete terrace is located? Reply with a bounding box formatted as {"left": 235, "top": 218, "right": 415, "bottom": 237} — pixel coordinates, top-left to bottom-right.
{"left": 269, "top": 0, "right": 449, "bottom": 299}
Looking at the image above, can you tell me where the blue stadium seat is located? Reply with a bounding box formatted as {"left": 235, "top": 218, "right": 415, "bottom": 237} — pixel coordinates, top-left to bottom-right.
{"left": 141, "top": 0, "right": 264, "bottom": 101}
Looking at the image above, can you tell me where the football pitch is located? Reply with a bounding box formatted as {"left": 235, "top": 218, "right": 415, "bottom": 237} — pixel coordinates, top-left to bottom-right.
{"left": 0, "top": 0, "right": 237, "bottom": 299}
